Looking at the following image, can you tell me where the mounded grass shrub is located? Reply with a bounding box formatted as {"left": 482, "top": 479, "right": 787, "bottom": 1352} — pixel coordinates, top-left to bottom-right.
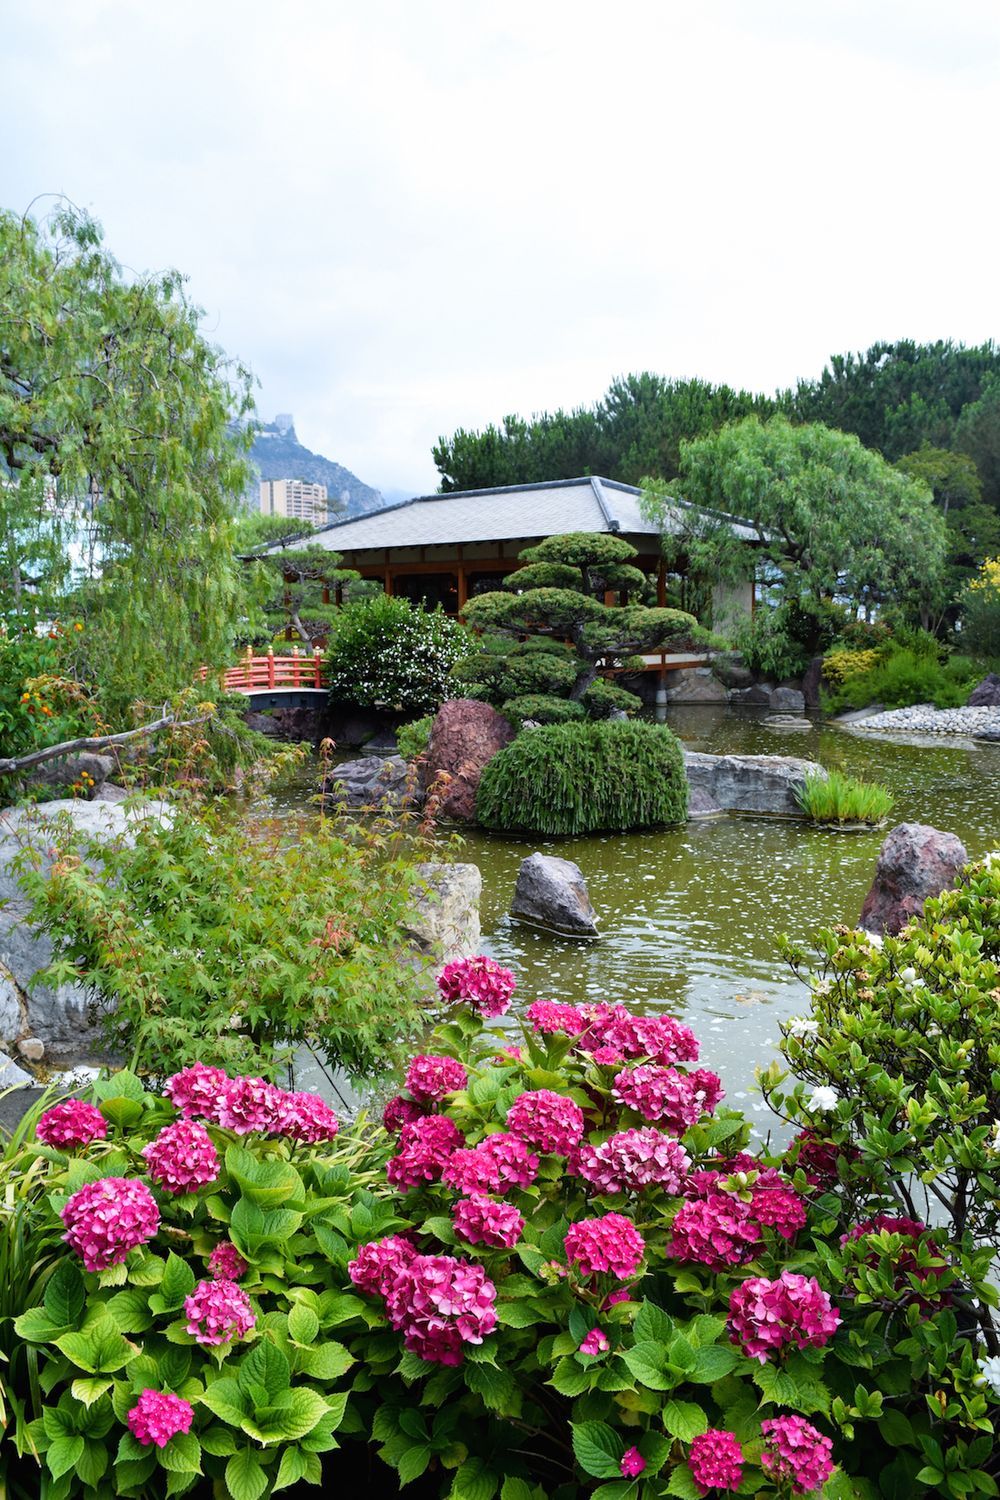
{"left": 795, "top": 768, "right": 895, "bottom": 826}
{"left": 476, "top": 719, "right": 688, "bottom": 835}
{"left": 500, "top": 694, "right": 585, "bottom": 728}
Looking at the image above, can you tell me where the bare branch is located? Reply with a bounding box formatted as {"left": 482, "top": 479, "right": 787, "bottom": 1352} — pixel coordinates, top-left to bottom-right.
{"left": 0, "top": 714, "right": 210, "bottom": 776}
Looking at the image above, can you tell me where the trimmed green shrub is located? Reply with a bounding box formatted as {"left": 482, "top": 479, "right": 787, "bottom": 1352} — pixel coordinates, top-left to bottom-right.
{"left": 476, "top": 719, "right": 688, "bottom": 834}
{"left": 581, "top": 677, "right": 642, "bottom": 717}
{"left": 795, "top": 769, "right": 895, "bottom": 826}
{"left": 822, "top": 642, "right": 979, "bottom": 711}
{"left": 500, "top": 694, "right": 585, "bottom": 728}
{"left": 395, "top": 715, "right": 433, "bottom": 761}
{"left": 325, "top": 595, "right": 474, "bottom": 715}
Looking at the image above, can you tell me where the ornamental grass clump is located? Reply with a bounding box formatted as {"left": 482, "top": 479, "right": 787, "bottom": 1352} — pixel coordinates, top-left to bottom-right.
{"left": 476, "top": 718, "right": 689, "bottom": 835}
{"left": 795, "top": 767, "right": 895, "bottom": 826}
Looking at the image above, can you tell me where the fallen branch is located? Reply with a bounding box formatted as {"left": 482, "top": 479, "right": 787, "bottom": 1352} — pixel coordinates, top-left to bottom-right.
{"left": 0, "top": 714, "right": 210, "bottom": 776}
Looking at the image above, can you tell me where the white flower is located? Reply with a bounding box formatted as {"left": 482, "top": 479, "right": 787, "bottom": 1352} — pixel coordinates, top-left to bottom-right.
{"left": 807, "top": 1086, "right": 840, "bottom": 1113}
{"left": 813, "top": 980, "right": 832, "bottom": 997}
{"left": 899, "top": 967, "right": 918, "bottom": 984}
{"left": 989, "top": 1121, "right": 1000, "bottom": 1154}
{"left": 229, "top": 1013, "right": 244, "bottom": 1031}
{"left": 982, "top": 851, "right": 1000, "bottom": 868}
{"left": 786, "top": 1016, "right": 820, "bottom": 1038}
{"left": 978, "top": 1355, "right": 1000, "bottom": 1397}
{"left": 862, "top": 930, "right": 884, "bottom": 949}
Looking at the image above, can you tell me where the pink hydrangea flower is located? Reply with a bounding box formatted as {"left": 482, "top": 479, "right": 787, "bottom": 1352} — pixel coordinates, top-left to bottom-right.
{"left": 36, "top": 1099, "right": 108, "bottom": 1150}
{"left": 760, "top": 1416, "right": 834, "bottom": 1494}
{"left": 383, "top": 1095, "right": 428, "bottom": 1133}
{"left": 579, "top": 1004, "right": 700, "bottom": 1066}
{"left": 574, "top": 1128, "right": 690, "bottom": 1195}
{"left": 61, "top": 1177, "right": 160, "bottom": 1271}
{"left": 348, "top": 1235, "right": 419, "bottom": 1298}
{"left": 164, "top": 1063, "right": 228, "bottom": 1122}
{"left": 184, "top": 1278, "right": 256, "bottom": 1346}
{"left": 564, "top": 1213, "right": 645, "bottom": 1279}
{"left": 590, "top": 1045, "right": 626, "bottom": 1066}
{"left": 274, "top": 1090, "right": 340, "bottom": 1143}
{"left": 602, "top": 1287, "right": 632, "bottom": 1310}
{"left": 208, "top": 1240, "right": 248, "bottom": 1281}
{"left": 404, "top": 1053, "right": 468, "bottom": 1103}
{"left": 479, "top": 1131, "right": 540, "bottom": 1189}
{"left": 386, "top": 1115, "right": 465, "bottom": 1190}
{"left": 620, "top": 1447, "right": 646, "bottom": 1477}
{"left": 613, "top": 1065, "right": 704, "bottom": 1132}
{"left": 688, "top": 1068, "right": 725, "bottom": 1114}
{"left": 126, "top": 1389, "right": 194, "bottom": 1448}
{"left": 506, "top": 1090, "right": 585, "bottom": 1155}
{"left": 689, "top": 1430, "right": 744, "bottom": 1495}
{"left": 437, "top": 955, "right": 516, "bottom": 1018}
{"left": 749, "top": 1186, "right": 808, "bottom": 1240}
{"left": 729, "top": 1272, "right": 840, "bottom": 1363}
{"left": 785, "top": 1129, "right": 857, "bottom": 1187}
{"left": 579, "top": 1327, "right": 610, "bottom": 1355}
{"left": 442, "top": 1147, "right": 503, "bottom": 1195}
{"left": 383, "top": 1252, "right": 498, "bottom": 1365}
{"left": 141, "top": 1120, "right": 219, "bottom": 1195}
{"left": 668, "top": 1195, "right": 761, "bottom": 1270}
{"left": 215, "top": 1075, "right": 284, "bottom": 1135}
{"left": 685, "top": 1156, "right": 787, "bottom": 1197}
{"left": 526, "top": 1000, "right": 586, "bottom": 1036}
{"left": 452, "top": 1195, "right": 524, "bottom": 1249}
{"left": 499, "top": 1044, "right": 523, "bottom": 1062}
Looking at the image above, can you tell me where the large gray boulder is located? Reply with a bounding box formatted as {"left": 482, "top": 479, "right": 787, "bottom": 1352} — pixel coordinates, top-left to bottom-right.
{"left": 683, "top": 752, "right": 826, "bottom": 818}
{"left": 769, "top": 686, "right": 806, "bottom": 714}
{"left": 968, "top": 674, "right": 1000, "bottom": 708}
{"left": 859, "top": 823, "right": 968, "bottom": 936}
{"left": 322, "top": 754, "right": 419, "bottom": 810}
{"left": 664, "top": 668, "right": 728, "bottom": 705}
{"left": 730, "top": 683, "right": 773, "bottom": 707}
{"left": 0, "top": 798, "right": 171, "bottom": 1056}
{"left": 404, "top": 863, "right": 482, "bottom": 963}
{"left": 27, "top": 752, "right": 115, "bottom": 798}
{"left": 510, "top": 852, "right": 599, "bottom": 937}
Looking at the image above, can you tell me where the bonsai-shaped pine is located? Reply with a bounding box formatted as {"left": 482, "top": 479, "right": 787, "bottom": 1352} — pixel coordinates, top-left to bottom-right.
{"left": 454, "top": 531, "right": 706, "bottom": 724}
{"left": 242, "top": 530, "right": 375, "bottom": 647}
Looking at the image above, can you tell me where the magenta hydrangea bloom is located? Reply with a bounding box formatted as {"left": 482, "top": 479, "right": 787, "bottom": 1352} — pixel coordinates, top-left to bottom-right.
{"left": 208, "top": 1240, "right": 248, "bottom": 1281}
{"left": 525, "top": 1000, "right": 586, "bottom": 1036}
{"left": 688, "top": 1068, "right": 725, "bottom": 1114}
{"left": 61, "top": 1177, "right": 160, "bottom": 1271}
{"left": 164, "top": 1063, "right": 229, "bottom": 1122}
{"left": 612, "top": 1064, "right": 703, "bottom": 1132}
{"left": 668, "top": 1195, "right": 761, "bottom": 1270}
{"left": 506, "top": 1090, "right": 585, "bottom": 1155}
{"left": 36, "top": 1099, "right": 108, "bottom": 1150}
{"left": 620, "top": 1447, "right": 646, "bottom": 1478}
{"left": 184, "top": 1278, "right": 256, "bottom": 1346}
{"left": 685, "top": 1155, "right": 787, "bottom": 1197}
{"left": 478, "top": 1131, "right": 540, "bottom": 1189}
{"left": 785, "top": 1129, "right": 858, "bottom": 1187}
{"left": 760, "top": 1416, "right": 834, "bottom": 1493}
{"left": 564, "top": 1212, "right": 645, "bottom": 1279}
{"left": 215, "top": 1075, "right": 284, "bottom": 1135}
{"left": 404, "top": 1053, "right": 468, "bottom": 1103}
{"left": 126, "top": 1389, "right": 195, "bottom": 1448}
{"left": 574, "top": 1128, "right": 690, "bottom": 1195}
{"left": 579, "top": 1327, "right": 610, "bottom": 1355}
{"left": 348, "top": 1235, "right": 419, "bottom": 1298}
{"left": 142, "top": 1120, "right": 219, "bottom": 1195}
{"left": 441, "top": 1147, "right": 503, "bottom": 1195}
{"left": 749, "top": 1185, "right": 808, "bottom": 1240}
{"left": 729, "top": 1272, "right": 840, "bottom": 1363}
{"left": 437, "top": 955, "right": 516, "bottom": 1018}
{"left": 383, "top": 1252, "right": 498, "bottom": 1365}
{"left": 579, "top": 1004, "right": 700, "bottom": 1067}
{"left": 274, "top": 1090, "right": 340, "bottom": 1143}
{"left": 689, "top": 1430, "right": 744, "bottom": 1495}
{"left": 452, "top": 1195, "right": 524, "bottom": 1249}
{"left": 386, "top": 1115, "right": 465, "bottom": 1190}
{"left": 382, "top": 1095, "right": 429, "bottom": 1133}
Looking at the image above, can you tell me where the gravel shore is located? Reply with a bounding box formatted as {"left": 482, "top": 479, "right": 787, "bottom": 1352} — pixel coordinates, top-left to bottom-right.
{"left": 846, "top": 704, "right": 1000, "bottom": 737}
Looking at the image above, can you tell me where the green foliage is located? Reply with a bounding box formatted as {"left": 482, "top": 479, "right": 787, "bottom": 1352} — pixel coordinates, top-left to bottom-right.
{"left": 476, "top": 720, "right": 688, "bottom": 834}
{"left": 499, "top": 695, "right": 586, "bottom": 728}
{"left": 0, "top": 201, "right": 255, "bottom": 717}
{"left": 16, "top": 800, "right": 434, "bottom": 1082}
{"left": 795, "top": 770, "right": 895, "bottom": 826}
{"left": 395, "top": 715, "right": 434, "bottom": 761}
{"left": 821, "top": 638, "right": 980, "bottom": 711}
{"left": 1, "top": 1079, "right": 374, "bottom": 1497}
{"left": 731, "top": 597, "right": 848, "bottom": 680}
{"left": 0, "top": 622, "right": 99, "bottom": 767}
{"left": 325, "top": 595, "right": 474, "bottom": 715}
{"left": 955, "top": 375, "right": 1000, "bottom": 512}
{"left": 580, "top": 678, "right": 643, "bottom": 717}
{"left": 961, "top": 557, "right": 1000, "bottom": 659}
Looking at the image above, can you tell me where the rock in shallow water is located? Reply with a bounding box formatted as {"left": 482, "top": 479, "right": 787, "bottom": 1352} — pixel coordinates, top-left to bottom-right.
{"left": 683, "top": 752, "right": 825, "bottom": 817}
{"left": 859, "top": 822, "right": 968, "bottom": 936}
{"left": 510, "top": 852, "right": 599, "bottom": 937}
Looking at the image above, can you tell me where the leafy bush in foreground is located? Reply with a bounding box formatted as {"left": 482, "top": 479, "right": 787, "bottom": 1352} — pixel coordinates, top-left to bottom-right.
{"left": 476, "top": 720, "right": 688, "bottom": 835}
{"left": 795, "top": 770, "right": 895, "bottom": 826}
{"left": 326, "top": 595, "right": 474, "bottom": 715}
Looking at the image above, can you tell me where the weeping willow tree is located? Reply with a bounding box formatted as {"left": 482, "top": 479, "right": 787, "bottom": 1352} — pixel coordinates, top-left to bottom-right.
{"left": 0, "top": 199, "right": 254, "bottom": 718}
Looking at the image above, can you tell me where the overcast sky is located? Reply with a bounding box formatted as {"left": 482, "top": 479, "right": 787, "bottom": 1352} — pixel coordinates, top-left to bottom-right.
{"left": 5, "top": 0, "right": 1000, "bottom": 496}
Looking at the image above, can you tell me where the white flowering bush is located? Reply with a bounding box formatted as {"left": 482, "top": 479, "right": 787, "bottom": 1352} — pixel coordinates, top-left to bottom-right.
{"left": 325, "top": 595, "right": 475, "bottom": 715}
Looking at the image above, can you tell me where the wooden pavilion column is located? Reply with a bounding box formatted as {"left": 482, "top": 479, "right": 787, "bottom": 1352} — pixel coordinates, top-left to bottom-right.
{"left": 657, "top": 559, "right": 666, "bottom": 608}
{"left": 457, "top": 545, "right": 468, "bottom": 612}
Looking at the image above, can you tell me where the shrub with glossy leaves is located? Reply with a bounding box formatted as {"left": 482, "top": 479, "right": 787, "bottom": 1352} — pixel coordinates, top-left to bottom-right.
{"left": 325, "top": 594, "right": 474, "bottom": 715}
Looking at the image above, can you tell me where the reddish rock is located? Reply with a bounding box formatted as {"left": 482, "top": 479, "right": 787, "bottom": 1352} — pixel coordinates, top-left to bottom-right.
{"left": 424, "top": 700, "right": 515, "bottom": 821}
{"left": 859, "top": 823, "right": 968, "bottom": 936}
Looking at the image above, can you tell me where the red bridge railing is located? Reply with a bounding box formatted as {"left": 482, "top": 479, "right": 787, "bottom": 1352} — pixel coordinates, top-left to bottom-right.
{"left": 200, "top": 648, "right": 325, "bottom": 694}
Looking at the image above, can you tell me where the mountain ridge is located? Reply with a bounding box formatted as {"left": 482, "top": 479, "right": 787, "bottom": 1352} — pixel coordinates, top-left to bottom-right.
{"left": 247, "top": 418, "right": 386, "bottom": 518}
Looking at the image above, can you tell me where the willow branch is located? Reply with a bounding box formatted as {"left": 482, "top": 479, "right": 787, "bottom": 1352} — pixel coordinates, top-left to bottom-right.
{"left": 0, "top": 714, "right": 210, "bottom": 775}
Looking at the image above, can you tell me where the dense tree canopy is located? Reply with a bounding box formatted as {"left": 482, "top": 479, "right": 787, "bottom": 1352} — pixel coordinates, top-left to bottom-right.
{"left": 643, "top": 416, "right": 948, "bottom": 625}
{"left": 0, "top": 201, "right": 253, "bottom": 714}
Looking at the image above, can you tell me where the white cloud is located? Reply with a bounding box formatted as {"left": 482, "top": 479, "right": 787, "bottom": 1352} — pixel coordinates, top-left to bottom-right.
{"left": 3, "top": 0, "right": 999, "bottom": 491}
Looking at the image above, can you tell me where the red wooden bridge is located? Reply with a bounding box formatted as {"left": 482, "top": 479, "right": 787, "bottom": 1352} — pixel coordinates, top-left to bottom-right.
{"left": 200, "top": 648, "right": 326, "bottom": 703}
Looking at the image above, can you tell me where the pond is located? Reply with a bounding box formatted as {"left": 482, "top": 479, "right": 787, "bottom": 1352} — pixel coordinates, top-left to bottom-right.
{"left": 281, "top": 707, "right": 1000, "bottom": 1139}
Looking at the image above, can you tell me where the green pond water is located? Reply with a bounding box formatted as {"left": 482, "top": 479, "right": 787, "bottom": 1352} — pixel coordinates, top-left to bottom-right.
{"left": 284, "top": 707, "right": 1000, "bottom": 1137}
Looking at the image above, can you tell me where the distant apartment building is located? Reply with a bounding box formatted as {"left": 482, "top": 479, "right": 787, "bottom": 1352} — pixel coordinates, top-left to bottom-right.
{"left": 259, "top": 478, "right": 329, "bottom": 525}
